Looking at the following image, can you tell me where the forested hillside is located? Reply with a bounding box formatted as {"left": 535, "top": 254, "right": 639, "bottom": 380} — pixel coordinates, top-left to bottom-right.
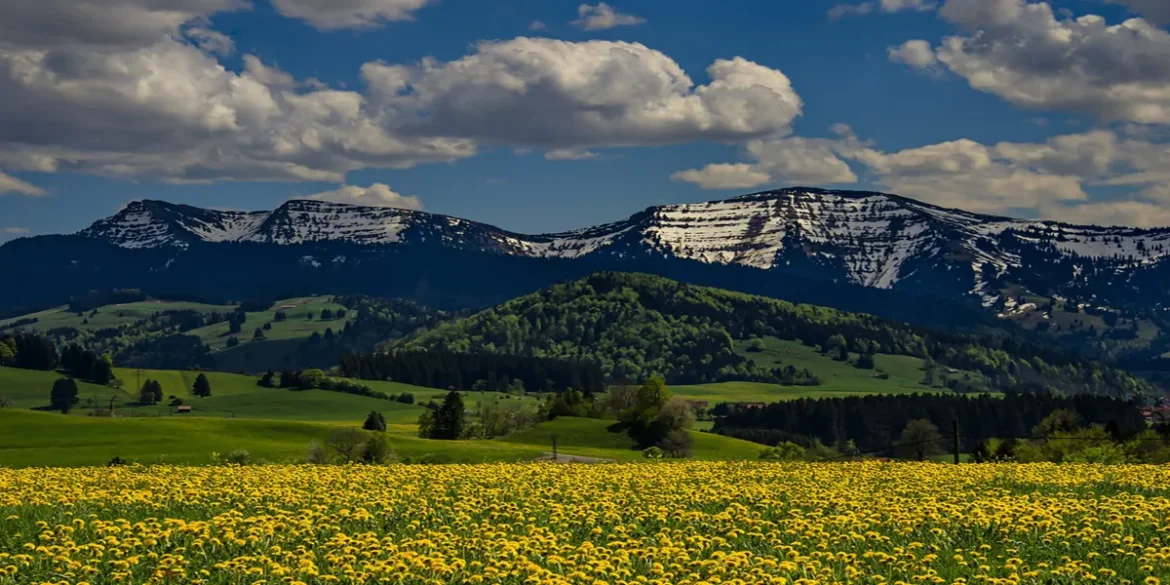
{"left": 395, "top": 273, "right": 1156, "bottom": 397}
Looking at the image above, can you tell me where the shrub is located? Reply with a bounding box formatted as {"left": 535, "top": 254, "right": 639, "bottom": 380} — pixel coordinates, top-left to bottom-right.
{"left": 361, "top": 435, "right": 393, "bottom": 464}
{"left": 642, "top": 446, "right": 664, "bottom": 459}
{"left": 306, "top": 441, "right": 330, "bottom": 464}
{"left": 759, "top": 441, "right": 804, "bottom": 461}
{"left": 657, "top": 429, "right": 693, "bottom": 459}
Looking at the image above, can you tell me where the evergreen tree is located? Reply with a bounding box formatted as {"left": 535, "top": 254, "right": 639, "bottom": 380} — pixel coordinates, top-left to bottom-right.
{"left": 430, "top": 391, "right": 465, "bottom": 440}
{"left": 258, "top": 370, "right": 275, "bottom": 388}
{"left": 50, "top": 378, "right": 79, "bottom": 413}
{"left": 252, "top": 327, "right": 266, "bottom": 341}
{"left": 139, "top": 379, "right": 164, "bottom": 404}
{"left": 91, "top": 354, "right": 115, "bottom": 385}
{"left": 193, "top": 373, "right": 212, "bottom": 398}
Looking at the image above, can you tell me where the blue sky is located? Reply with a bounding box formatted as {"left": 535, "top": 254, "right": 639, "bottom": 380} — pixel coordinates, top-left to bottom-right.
{"left": 2, "top": 0, "right": 1170, "bottom": 238}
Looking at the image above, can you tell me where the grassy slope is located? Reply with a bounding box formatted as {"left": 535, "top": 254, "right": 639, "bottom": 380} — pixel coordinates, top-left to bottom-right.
{"left": 0, "top": 412, "right": 765, "bottom": 468}
{"left": 0, "top": 366, "right": 130, "bottom": 409}
{"left": 672, "top": 337, "right": 984, "bottom": 403}
{"left": 0, "top": 301, "right": 235, "bottom": 333}
{"left": 190, "top": 296, "right": 353, "bottom": 350}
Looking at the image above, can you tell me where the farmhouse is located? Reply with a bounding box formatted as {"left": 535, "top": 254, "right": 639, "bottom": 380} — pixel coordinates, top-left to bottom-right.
{"left": 175, "top": 405, "right": 192, "bottom": 414}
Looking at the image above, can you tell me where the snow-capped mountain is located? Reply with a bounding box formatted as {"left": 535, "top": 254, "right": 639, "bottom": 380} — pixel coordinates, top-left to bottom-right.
{"left": 76, "top": 188, "right": 1170, "bottom": 309}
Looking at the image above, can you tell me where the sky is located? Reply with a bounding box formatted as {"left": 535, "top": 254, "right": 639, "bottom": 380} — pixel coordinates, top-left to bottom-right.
{"left": 2, "top": 0, "right": 1170, "bottom": 241}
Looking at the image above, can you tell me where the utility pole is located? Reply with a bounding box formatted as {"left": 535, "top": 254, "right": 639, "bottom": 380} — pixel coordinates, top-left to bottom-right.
{"left": 952, "top": 420, "right": 960, "bottom": 464}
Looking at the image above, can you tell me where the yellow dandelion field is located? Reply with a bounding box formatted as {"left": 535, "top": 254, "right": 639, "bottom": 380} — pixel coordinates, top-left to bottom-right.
{"left": 2, "top": 462, "right": 1169, "bottom": 585}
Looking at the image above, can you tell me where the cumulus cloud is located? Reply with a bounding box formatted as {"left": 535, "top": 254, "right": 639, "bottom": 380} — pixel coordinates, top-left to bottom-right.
{"left": 888, "top": 40, "right": 938, "bottom": 69}
{"left": 829, "top": 0, "right": 936, "bottom": 20}
{"left": 0, "top": 15, "right": 808, "bottom": 186}
{"left": 363, "top": 38, "right": 802, "bottom": 149}
{"left": 269, "top": 0, "right": 436, "bottom": 30}
{"left": 671, "top": 164, "right": 774, "bottom": 190}
{"left": 673, "top": 127, "right": 1170, "bottom": 221}
{"left": 905, "top": 0, "right": 1170, "bottom": 124}
{"left": 0, "top": 172, "right": 45, "bottom": 196}
{"left": 571, "top": 3, "right": 646, "bottom": 31}
{"left": 1103, "top": 0, "right": 1170, "bottom": 25}
{"left": 545, "top": 149, "right": 600, "bottom": 160}
{"left": 301, "top": 183, "right": 423, "bottom": 209}
{"left": 0, "top": 36, "right": 476, "bottom": 183}
{"left": 0, "top": 0, "right": 247, "bottom": 50}
{"left": 674, "top": 137, "right": 857, "bottom": 189}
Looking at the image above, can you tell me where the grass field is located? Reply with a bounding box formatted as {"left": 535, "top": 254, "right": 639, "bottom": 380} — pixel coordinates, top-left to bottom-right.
{"left": 3, "top": 462, "right": 1168, "bottom": 585}
{"left": 0, "top": 300, "right": 236, "bottom": 333}
{"left": 0, "top": 366, "right": 129, "bottom": 410}
{"left": 672, "top": 337, "right": 985, "bottom": 404}
{"left": 0, "top": 411, "right": 765, "bottom": 467}
{"left": 189, "top": 296, "right": 353, "bottom": 351}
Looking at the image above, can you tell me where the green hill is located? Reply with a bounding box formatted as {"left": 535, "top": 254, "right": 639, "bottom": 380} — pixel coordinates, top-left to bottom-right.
{"left": 1, "top": 295, "right": 449, "bottom": 374}
{"left": 0, "top": 411, "right": 766, "bottom": 468}
{"left": 395, "top": 273, "right": 1154, "bottom": 398}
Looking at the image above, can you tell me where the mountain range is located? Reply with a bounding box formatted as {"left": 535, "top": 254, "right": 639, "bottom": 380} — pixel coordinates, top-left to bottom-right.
{"left": 6, "top": 187, "right": 1170, "bottom": 361}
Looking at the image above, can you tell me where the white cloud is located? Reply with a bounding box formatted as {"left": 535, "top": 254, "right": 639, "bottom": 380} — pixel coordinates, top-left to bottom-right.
{"left": 0, "top": 172, "right": 45, "bottom": 196}
{"left": 301, "top": 183, "right": 423, "bottom": 209}
{"left": 829, "top": 0, "right": 936, "bottom": 19}
{"left": 882, "top": 0, "right": 938, "bottom": 11}
{"left": 269, "top": 0, "right": 436, "bottom": 30}
{"left": 1041, "top": 200, "right": 1170, "bottom": 227}
{"left": 0, "top": 37, "right": 475, "bottom": 183}
{"left": 0, "top": 0, "right": 247, "bottom": 50}
{"left": 529, "top": 20, "right": 548, "bottom": 31}
{"left": 0, "top": 12, "right": 804, "bottom": 187}
{"left": 1103, "top": 0, "right": 1170, "bottom": 25}
{"left": 571, "top": 3, "right": 646, "bottom": 31}
{"left": 888, "top": 40, "right": 938, "bottom": 69}
{"left": 671, "top": 164, "right": 773, "bottom": 190}
{"left": 672, "top": 127, "right": 1170, "bottom": 221}
{"left": 921, "top": 0, "right": 1170, "bottom": 124}
{"left": 185, "top": 27, "right": 235, "bottom": 56}
{"left": 545, "top": 149, "right": 600, "bottom": 160}
{"left": 363, "top": 38, "right": 803, "bottom": 149}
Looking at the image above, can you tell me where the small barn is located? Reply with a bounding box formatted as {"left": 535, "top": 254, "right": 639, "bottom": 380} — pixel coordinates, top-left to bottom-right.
{"left": 175, "top": 405, "right": 192, "bottom": 414}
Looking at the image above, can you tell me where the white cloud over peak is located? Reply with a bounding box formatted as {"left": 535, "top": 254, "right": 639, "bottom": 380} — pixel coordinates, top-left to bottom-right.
{"left": 673, "top": 127, "right": 1170, "bottom": 225}
{"left": 571, "top": 3, "right": 645, "bottom": 31}
{"left": 301, "top": 183, "right": 423, "bottom": 209}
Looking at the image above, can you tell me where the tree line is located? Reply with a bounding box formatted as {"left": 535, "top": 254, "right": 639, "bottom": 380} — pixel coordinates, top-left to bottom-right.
{"left": 713, "top": 392, "right": 1148, "bottom": 453}
{"left": 338, "top": 350, "right": 605, "bottom": 393}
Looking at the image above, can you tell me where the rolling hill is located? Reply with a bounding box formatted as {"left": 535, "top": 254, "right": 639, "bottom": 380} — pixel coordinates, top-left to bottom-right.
{"left": 13, "top": 187, "right": 1170, "bottom": 362}
{"left": 392, "top": 273, "right": 1155, "bottom": 397}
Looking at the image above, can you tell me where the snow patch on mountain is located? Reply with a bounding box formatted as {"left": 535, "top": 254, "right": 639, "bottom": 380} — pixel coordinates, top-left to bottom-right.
{"left": 77, "top": 188, "right": 1170, "bottom": 302}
